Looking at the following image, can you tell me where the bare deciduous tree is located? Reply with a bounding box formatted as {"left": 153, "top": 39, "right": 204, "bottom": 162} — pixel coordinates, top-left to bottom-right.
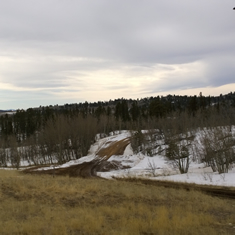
{"left": 146, "top": 158, "right": 158, "bottom": 177}
{"left": 166, "top": 140, "right": 190, "bottom": 174}
{"left": 195, "top": 126, "right": 235, "bottom": 174}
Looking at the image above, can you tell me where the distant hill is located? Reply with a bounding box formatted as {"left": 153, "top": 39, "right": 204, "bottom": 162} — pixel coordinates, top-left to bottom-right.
{"left": 0, "top": 109, "right": 15, "bottom": 112}
{"left": 0, "top": 110, "right": 16, "bottom": 116}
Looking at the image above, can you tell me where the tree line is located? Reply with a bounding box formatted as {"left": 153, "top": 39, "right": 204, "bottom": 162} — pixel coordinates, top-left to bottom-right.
{"left": 0, "top": 92, "right": 235, "bottom": 168}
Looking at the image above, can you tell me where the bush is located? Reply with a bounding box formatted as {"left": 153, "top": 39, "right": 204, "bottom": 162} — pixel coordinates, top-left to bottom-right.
{"left": 196, "top": 126, "right": 235, "bottom": 173}
{"left": 166, "top": 140, "right": 190, "bottom": 174}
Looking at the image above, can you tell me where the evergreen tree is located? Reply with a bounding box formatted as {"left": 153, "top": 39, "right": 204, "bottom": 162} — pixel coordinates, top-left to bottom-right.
{"left": 188, "top": 95, "right": 198, "bottom": 116}
{"left": 130, "top": 101, "right": 140, "bottom": 122}
{"left": 149, "top": 96, "right": 166, "bottom": 118}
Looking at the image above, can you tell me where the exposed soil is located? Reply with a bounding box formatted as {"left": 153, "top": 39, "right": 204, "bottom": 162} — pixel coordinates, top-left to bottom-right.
{"left": 23, "top": 137, "right": 131, "bottom": 178}
{"left": 22, "top": 136, "right": 235, "bottom": 200}
{"left": 96, "top": 137, "right": 130, "bottom": 160}
{"left": 117, "top": 178, "right": 235, "bottom": 200}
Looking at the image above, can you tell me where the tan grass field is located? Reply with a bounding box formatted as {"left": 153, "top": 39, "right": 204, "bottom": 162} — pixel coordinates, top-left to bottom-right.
{"left": 0, "top": 170, "right": 234, "bottom": 235}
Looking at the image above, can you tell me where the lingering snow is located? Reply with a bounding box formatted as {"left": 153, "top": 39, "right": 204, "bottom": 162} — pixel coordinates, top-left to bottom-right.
{"left": 108, "top": 153, "right": 144, "bottom": 168}
{"left": 95, "top": 131, "right": 235, "bottom": 187}
{"left": 123, "top": 143, "right": 133, "bottom": 156}
{"left": 36, "top": 154, "right": 97, "bottom": 171}
{"left": 154, "top": 170, "right": 235, "bottom": 187}
{"left": 131, "top": 155, "right": 167, "bottom": 170}
{"left": 97, "top": 157, "right": 235, "bottom": 187}
{"left": 29, "top": 131, "right": 132, "bottom": 171}
{"left": 1, "top": 129, "right": 235, "bottom": 188}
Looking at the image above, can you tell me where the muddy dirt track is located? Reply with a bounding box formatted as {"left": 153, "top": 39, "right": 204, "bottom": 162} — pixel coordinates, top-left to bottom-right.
{"left": 23, "top": 137, "right": 131, "bottom": 178}
{"left": 117, "top": 178, "right": 235, "bottom": 200}
{"left": 23, "top": 136, "right": 235, "bottom": 200}
{"left": 24, "top": 164, "right": 235, "bottom": 200}
{"left": 23, "top": 158, "right": 124, "bottom": 177}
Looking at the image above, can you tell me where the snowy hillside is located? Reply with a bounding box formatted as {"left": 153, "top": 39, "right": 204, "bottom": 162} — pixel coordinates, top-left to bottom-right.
{"left": 23, "top": 129, "right": 235, "bottom": 187}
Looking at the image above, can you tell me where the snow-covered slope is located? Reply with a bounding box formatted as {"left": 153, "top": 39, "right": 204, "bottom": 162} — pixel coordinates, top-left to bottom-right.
{"left": 2, "top": 130, "right": 235, "bottom": 187}
{"left": 96, "top": 130, "right": 235, "bottom": 187}
{"left": 46, "top": 130, "right": 235, "bottom": 187}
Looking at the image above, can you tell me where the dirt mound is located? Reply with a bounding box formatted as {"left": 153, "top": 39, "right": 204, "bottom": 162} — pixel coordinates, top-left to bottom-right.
{"left": 23, "top": 137, "right": 131, "bottom": 178}
{"left": 96, "top": 137, "right": 130, "bottom": 160}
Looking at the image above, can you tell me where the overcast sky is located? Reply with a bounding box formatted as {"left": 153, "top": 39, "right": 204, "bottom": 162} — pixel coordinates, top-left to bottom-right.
{"left": 0, "top": 0, "right": 235, "bottom": 109}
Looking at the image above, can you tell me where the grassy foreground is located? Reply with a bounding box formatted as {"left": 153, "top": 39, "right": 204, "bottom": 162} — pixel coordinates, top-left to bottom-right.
{"left": 0, "top": 170, "right": 234, "bottom": 235}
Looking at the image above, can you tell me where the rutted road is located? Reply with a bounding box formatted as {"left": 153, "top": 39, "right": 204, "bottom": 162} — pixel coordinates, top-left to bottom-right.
{"left": 117, "top": 178, "right": 235, "bottom": 200}
{"left": 24, "top": 137, "right": 131, "bottom": 178}
{"left": 23, "top": 135, "right": 235, "bottom": 200}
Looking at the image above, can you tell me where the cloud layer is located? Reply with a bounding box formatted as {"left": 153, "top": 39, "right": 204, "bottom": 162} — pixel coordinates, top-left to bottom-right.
{"left": 0, "top": 0, "right": 235, "bottom": 109}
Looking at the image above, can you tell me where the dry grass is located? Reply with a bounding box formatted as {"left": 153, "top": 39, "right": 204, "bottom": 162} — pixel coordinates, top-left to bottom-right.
{"left": 0, "top": 170, "right": 235, "bottom": 234}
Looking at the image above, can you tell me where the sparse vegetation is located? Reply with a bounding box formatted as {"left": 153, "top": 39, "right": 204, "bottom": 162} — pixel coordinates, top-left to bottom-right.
{"left": 166, "top": 140, "right": 190, "bottom": 174}
{"left": 0, "top": 170, "right": 235, "bottom": 234}
{"left": 146, "top": 158, "right": 158, "bottom": 177}
{"left": 0, "top": 93, "right": 235, "bottom": 234}
{"left": 196, "top": 126, "right": 235, "bottom": 173}
{"left": 0, "top": 92, "right": 235, "bottom": 167}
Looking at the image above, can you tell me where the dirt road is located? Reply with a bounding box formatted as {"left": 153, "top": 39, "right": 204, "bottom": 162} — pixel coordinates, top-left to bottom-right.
{"left": 23, "top": 137, "right": 131, "bottom": 178}
{"left": 117, "top": 178, "right": 235, "bottom": 200}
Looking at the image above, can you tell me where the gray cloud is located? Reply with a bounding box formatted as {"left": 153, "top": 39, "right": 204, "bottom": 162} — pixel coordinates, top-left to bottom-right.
{"left": 0, "top": 0, "right": 235, "bottom": 109}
